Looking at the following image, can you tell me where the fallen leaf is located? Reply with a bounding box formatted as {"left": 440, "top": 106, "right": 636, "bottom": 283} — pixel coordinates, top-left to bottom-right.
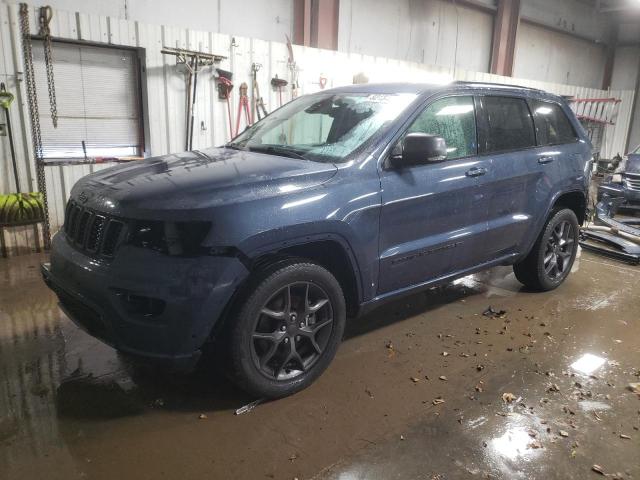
{"left": 432, "top": 397, "right": 445, "bottom": 405}
{"left": 558, "top": 430, "right": 569, "bottom": 438}
{"left": 439, "top": 375, "right": 448, "bottom": 381}
{"left": 619, "top": 434, "right": 630, "bottom": 439}
{"left": 410, "top": 377, "right": 420, "bottom": 383}
{"left": 592, "top": 465, "right": 605, "bottom": 475}
{"left": 547, "top": 383, "right": 560, "bottom": 393}
{"left": 627, "top": 382, "right": 640, "bottom": 394}
{"left": 527, "top": 440, "right": 542, "bottom": 449}
{"left": 442, "top": 351, "right": 449, "bottom": 357}
{"left": 476, "top": 364, "right": 485, "bottom": 371}
{"left": 502, "top": 392, "right": 516, "bottom": 403}
{"left": 198, "top": 413, "right": 207, "bottom": 419}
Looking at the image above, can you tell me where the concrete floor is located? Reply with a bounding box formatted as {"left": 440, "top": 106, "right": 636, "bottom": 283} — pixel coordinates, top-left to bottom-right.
{"left": 1, "top": 250, "right": 639, "bottom": 480}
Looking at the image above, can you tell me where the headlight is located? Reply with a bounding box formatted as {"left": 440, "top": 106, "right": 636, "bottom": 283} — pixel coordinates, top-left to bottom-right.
{"left": 128, "top": 220, "right": 211, "bottom": 256}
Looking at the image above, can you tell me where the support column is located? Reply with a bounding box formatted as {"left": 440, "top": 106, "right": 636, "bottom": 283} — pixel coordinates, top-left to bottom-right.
{"left": 602, "top": 24, "right": 619, "bottom": 90}
{"left": 490, "top": 0, "right": 520, "bottom": 76}
{"left": 293, "top": 0, "right": 339, "bottom": 50}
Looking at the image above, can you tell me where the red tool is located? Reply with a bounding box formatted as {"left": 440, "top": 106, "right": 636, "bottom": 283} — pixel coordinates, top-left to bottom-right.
{"left": 271, "top": 75, "right": 288, "bottom": 107}
{"left": 235, "top": 82, "right": 251, "bottom": 138}
{"left": 217, "top": 75, "right": 234, "bottom": 140}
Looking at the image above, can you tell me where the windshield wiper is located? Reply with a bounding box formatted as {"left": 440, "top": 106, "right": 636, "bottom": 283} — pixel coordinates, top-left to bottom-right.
{"left": 248, "top": 145, "right": 308, "bottom": 160}
{"left": 225, "top": 142, "right": 246, "bottom": 151}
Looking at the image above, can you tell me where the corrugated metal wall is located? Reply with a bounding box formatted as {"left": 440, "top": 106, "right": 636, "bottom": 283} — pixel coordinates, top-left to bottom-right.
{"left": 0, "top": 3, "right": 635, "bottom": 257}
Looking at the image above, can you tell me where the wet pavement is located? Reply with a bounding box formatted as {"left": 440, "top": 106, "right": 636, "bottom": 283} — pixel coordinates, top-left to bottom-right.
{"left": 1, "top": 250, "right": 639, "bottom": 480}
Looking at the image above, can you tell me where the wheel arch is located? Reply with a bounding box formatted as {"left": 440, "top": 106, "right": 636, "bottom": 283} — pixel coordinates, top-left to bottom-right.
{"left": 552, "top": 190, "right": 587, "bottom": 225}
{"left": 247, "top": 236, "right": 362, "bottom": 318}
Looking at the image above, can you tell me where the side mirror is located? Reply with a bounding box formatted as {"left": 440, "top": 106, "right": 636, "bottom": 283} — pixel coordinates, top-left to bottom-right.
{"left": 394, "top": 133, "right": 447, "bottom": 166}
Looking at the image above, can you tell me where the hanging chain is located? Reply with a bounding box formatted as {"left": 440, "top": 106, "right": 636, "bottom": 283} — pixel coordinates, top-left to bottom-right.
{"left": 38, "top": 5, "right": 57, "bottom": 128}
{"left": 20, "top": 3, "right": 51, "bottom": 249}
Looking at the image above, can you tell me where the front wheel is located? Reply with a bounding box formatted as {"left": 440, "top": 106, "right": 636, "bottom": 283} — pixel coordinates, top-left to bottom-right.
{"left": 227, "top": 261, "right": 346, "bottom": 399}
{"left": 513, "top": 208, "right": 579, "bottom": 291}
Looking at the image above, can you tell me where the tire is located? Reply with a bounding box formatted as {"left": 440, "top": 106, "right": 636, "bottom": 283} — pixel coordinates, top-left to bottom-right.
{"left": 513, "top": 208, "right": 579, "bottom": 291}
{"left": 227, "top": 260, "right": 346, "bottom": 399}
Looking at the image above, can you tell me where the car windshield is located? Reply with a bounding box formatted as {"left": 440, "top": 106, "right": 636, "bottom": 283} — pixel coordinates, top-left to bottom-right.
{"left": 228, "top": 92, "right": 418, "bottom": 163}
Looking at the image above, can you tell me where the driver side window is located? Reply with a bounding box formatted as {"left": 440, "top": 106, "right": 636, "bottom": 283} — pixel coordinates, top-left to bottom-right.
{"left": 407, "top": 96, "right": 477, "bottom": 160}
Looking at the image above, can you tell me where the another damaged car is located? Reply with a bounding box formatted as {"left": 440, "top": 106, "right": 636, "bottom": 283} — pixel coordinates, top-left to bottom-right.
{"left": 598, "top": 144, "right": 640, "bottom": 210}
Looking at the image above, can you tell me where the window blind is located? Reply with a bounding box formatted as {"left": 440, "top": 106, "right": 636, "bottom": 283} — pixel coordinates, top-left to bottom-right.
{"left": 32, "top": 41, "right": 143, "bottom": 160}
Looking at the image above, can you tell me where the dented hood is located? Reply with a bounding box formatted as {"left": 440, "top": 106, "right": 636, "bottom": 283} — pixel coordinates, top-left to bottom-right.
{"left": 71, "top": 147, "right": 338, "bottom": 218}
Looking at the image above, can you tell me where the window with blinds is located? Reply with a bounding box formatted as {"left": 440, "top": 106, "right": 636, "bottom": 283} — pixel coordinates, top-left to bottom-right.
{"left": 32, "top": 41, "right": 143, "bottom": 160}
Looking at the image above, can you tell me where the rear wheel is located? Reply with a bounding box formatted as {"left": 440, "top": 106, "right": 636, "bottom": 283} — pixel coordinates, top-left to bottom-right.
{"left": 227, "top": 261, "right": 346, "bottom": 398}
{"left": 513, "top": 208, "right": 579, "bottom": 291}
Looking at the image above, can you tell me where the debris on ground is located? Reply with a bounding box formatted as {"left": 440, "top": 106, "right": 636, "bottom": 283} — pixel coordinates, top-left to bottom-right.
{"left": 198, "top": 413, "right": 207, "bottom": 419}
{"left": 619, "top": 433, "right": 631, "bottom": 439}
{"left": 559, "top": 430, "right": 569, "bottom": 437}
{"left": 592, "top": 464, "right": 605, "bottom": 475}
{"left": 482, "top": 306, "right": 507, "bottom": 318}
{"left": 439, "top": 376, "right": 448, "bottom": 381}
{"left": 235, "top": 399, "right": 262, "bottom": 415}
{"left": 432, "top": 397, "right": 445, "bottom": 405}
{"left": 153, "top": 398, "right": 165, "bottom": 407}
{"left": 627, "top": 382, "right": 640, "bottom": 395}
{"left": 385, "top": 341, "right": 396, "bottom": 358}
{"left": 502, "top": 392, "right": 516, "bottom": 403}
{"left": 400, "top": 435, "right": 405, "bottom": 440}
{"left": 547, "top": 383, "right": 561, "bottom": 393}
{"left": 365, "top": 388, "right": 374, "bottom": 398}
{"left": 410, "top": 377, "right": 420, "bottom": 383}
{"left": 442, "top": 351, "right": 449, "bottom": 357}
{"left": 476, "top": 364, "right": 485, "bottom": 371}
{"left": 527, "top": 440, "right": 542, "bottom": 449}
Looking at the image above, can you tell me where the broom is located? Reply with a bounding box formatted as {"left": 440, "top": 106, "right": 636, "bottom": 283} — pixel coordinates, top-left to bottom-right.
{"left": 0, "top": 82, "right": 45, "bottom": 226}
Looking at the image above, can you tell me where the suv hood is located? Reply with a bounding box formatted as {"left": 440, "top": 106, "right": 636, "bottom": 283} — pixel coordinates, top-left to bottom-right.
{"left": 72, "top": 147, "right": 338, "bottom": 218}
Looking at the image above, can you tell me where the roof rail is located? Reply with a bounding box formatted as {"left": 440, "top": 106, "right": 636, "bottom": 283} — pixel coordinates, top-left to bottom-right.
{"left": 452, "top": 80, "right": 543, "bottom": 92}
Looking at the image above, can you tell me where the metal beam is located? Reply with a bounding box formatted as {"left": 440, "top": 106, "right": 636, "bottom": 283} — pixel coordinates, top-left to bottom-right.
{"left": 293, "top": 0, "right": 339, "bottom": 50}
{"left": 602, "top": 23, "right": 619, "bottom": 90}
{"left": 490, "top": 0, "right": 520, "bottom": 76}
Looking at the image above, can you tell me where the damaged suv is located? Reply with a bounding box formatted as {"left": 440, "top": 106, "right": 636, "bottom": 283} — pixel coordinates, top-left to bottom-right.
{"left": 598, "top": 144, "right": 640, "bottom": 209}
{"left": 42, "top": 82, "right": 591, "bottom": 398}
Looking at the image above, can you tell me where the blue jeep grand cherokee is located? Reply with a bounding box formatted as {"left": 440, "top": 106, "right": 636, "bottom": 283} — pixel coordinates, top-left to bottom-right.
{"left": 42, "top": 82, "right": 591, "bottom": 398}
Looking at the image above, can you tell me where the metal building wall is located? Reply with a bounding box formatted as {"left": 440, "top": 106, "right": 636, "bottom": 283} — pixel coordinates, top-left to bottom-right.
{"left": 337, "top": 0, "right": 495, "bottom": 73}
{"left": 0, "top": 3, "right": 635, "bottom": 257}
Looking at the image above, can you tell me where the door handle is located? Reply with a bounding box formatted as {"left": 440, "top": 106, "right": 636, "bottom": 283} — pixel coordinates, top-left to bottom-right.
{"left": 465, "top": 167, "right": 487, "bottom": 177}
{"left": 538, "top": 156, "right": 554, "bottom": 164}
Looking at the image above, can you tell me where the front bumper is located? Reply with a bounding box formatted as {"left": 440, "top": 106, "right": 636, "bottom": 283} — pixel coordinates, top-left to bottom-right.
{"left": 597, "top": 183, "right": 640, "bottom": 209}
{"left": 42, "top": 232, "right": 249, "bottom": 370}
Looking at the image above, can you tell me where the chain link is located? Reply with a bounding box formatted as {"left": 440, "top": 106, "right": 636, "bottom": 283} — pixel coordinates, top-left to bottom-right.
{"left": 38, "top": 6, "right": 57, "bottom": 129}
{"left": 20, "top": 3, "right": 51, "bottom": 249}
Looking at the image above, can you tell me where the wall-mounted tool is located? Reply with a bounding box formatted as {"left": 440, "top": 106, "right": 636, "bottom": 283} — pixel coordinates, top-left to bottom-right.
{"left": 215, "top": 69, "right": 234, "bottom": 141}
{"left": 251, "top": 63, "right": 268, "bottom": 122}
{"left": 235, "top": 82, "right": 251, "bottom": 138}
{"left": 285, "top": 34, "right": 299, "bottom": 99}
{"left": 161, "top": 46, "right": 227, "bottom": 151}
{"left": 271, "top": 75, "right": 288, "bottom": 107}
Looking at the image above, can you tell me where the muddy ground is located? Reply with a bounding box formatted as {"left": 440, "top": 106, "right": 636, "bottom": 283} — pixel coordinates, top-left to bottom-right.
{"left": 1, "top": 250, "right": 639, "bottom": 479}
